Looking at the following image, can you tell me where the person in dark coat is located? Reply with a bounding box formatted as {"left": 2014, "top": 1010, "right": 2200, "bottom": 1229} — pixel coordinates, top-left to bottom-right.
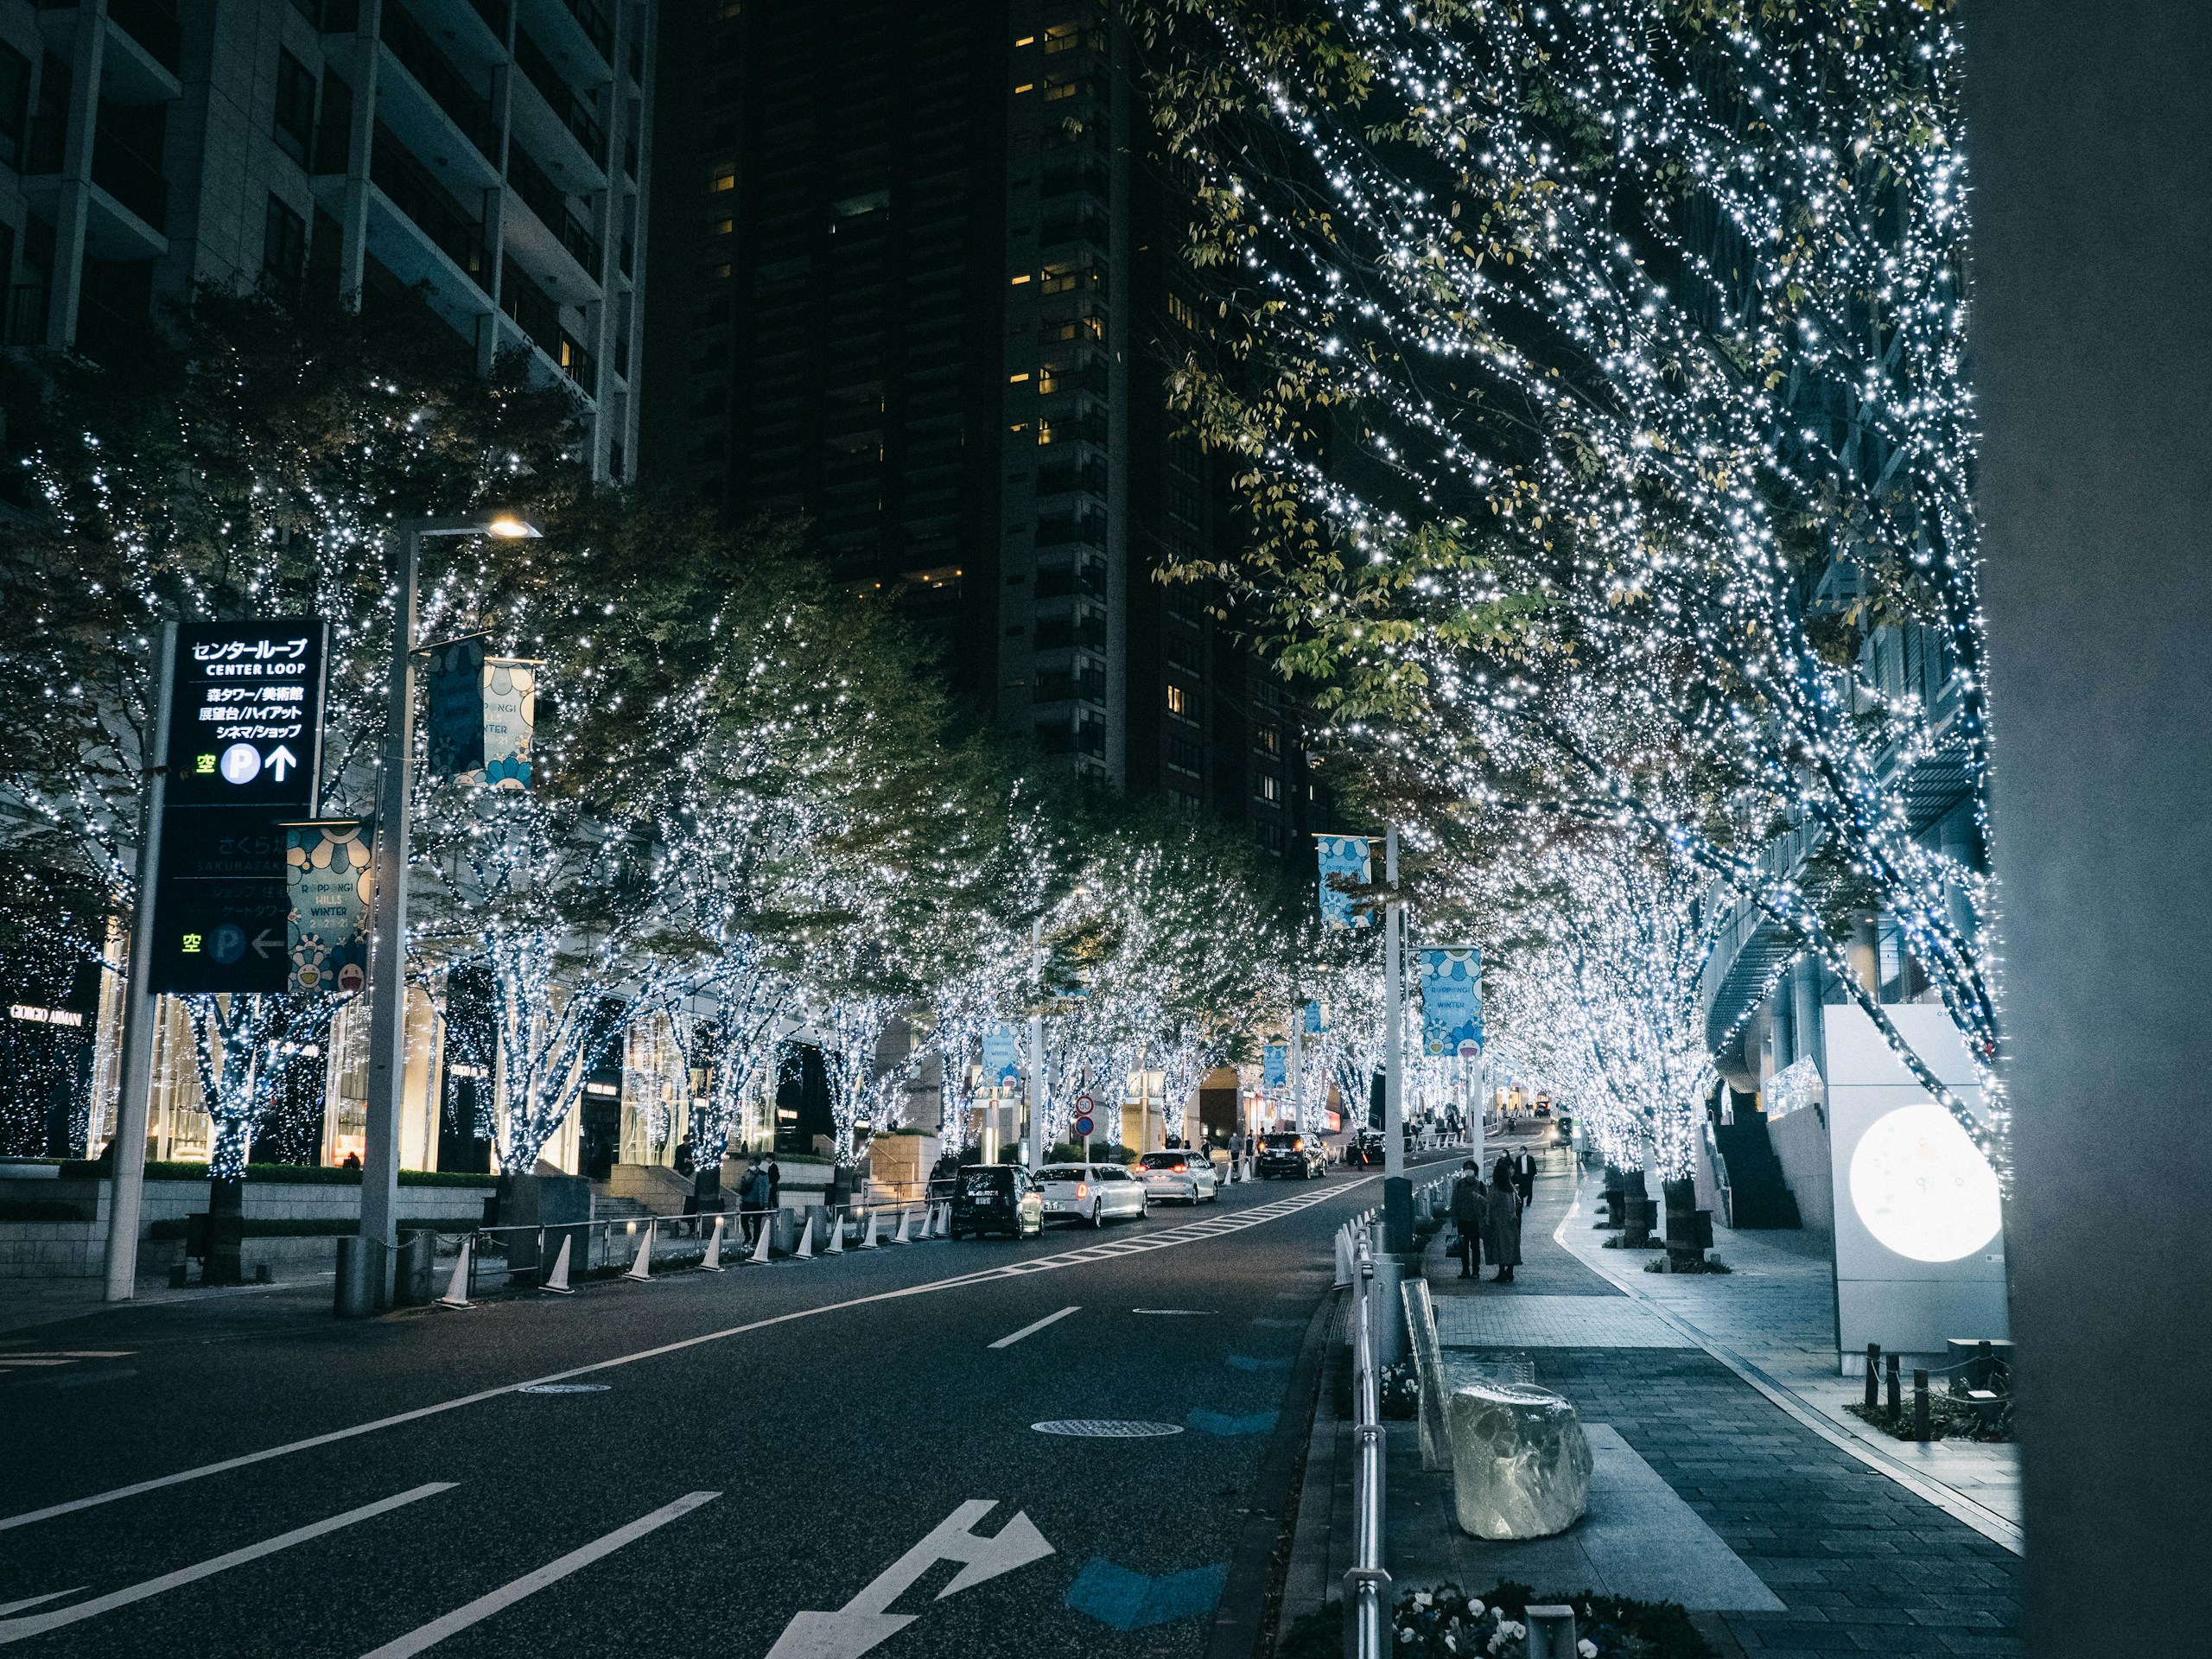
{"left": 1484, "top": 1154, "right": 1523, "bottom": 1282}
{"left": 1449, "top": 1160, "right": 1487, "bottom": 1278}
{"left": 1514, "top": 1148, "right": 1536, "bottom": 1210}
{"left": 674, "top": 1135, "right": 700, "bottom": 1236}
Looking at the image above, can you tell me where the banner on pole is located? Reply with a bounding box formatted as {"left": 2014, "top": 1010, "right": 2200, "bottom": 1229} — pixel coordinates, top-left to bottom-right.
{"left": 1417, "top": 945, "right": 1484, "bottom": 1058}
{"left": 1263, "top": 1044, "right": 1287, "bottom": 1089}
{"left": 426, "top": 637, "right": 537, "bottom": 788}
{"left": 1314, "top": 835, "right": 1373, "bottom": 929}
{"left": 981, "top": 1026, "right": 1023, "bottom": 1086}
{"left": 1302, "top": 1000, "right": 1324, "bottom": 1034}
{"left": 285, "top": 819, "right": 372, "bottom": 995}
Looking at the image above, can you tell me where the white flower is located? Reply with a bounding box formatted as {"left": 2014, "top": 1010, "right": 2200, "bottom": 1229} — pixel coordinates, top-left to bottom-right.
{"left": 1579, "top": 1642, "right": 1599, "bottom": 1659}
{"left": 1469, "top": 1600, "right": 1485, "bottom": 1618}
{"left": 1414, "top": 1592, "right": 1433, "bottom": 1610}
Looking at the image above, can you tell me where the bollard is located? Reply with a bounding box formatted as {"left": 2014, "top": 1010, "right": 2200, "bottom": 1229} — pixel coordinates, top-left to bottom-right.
{"left": 435, "top": 1238, "right": 474, "bottom": 1309}
{"left": 334, "top": 1235, "right": 376, "bottom": 1319}
{"left": 699, "top": 1216, "right": 726, "bottom": 1272}
{"left": 1913, "top": 1369, "right": 1931, "bottom": 1443}
{"left": 1525, "top": 1605, "right": 1580, "bottom": 1659}
{"left": 1885, "top": 1351, "right": 1902, "bottom": 1417}
{"left": 395, "top": 1230, "right": 436, "bottom": 1306}
{"left": 1865, "top": 1344, "right": 1881, "bottom": 1411}
{"left": 625, "top": 1220, "right": 657, "bottom": 1281}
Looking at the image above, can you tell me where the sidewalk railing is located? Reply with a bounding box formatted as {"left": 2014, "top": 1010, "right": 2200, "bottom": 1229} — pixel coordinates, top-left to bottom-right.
{"left": 1345, "top": 1230, "right": 1391, "bottom": 1659}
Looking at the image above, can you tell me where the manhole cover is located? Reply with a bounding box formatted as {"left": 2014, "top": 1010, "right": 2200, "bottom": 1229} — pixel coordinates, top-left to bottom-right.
{"left": 1031, "top": 1419, "right": 1185, "bottom": 1438}
{"left": 518, "top": 1383, "right": 610, "bottom": 1395}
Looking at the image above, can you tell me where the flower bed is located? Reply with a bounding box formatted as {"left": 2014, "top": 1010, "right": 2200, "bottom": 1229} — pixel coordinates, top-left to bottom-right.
{"left": 1847, "top": 1394, "right": 2011, "bottom": 1443}
{"left": 1280, "top": 1583, "right": 1713, "bottom": 1659}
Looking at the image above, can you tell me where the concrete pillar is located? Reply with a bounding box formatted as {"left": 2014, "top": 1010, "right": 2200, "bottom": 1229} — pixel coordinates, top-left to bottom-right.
{"left": 1967, "top": 4, "right": 2212, "bottom": 1649}
{"left": 46, "top": 0, "right": 107, "bottom": 350}
{"left": 1790, "top": 954, "right": 1824, "bottom": 1082}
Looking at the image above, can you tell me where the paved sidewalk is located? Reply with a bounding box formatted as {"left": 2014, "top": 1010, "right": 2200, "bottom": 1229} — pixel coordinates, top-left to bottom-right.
{"left": 1553, "top": 1173, "right": 2023, "bottom": 1548}
{"left": 1277, "top": 1150, "right": 2022, "bottom": 1659}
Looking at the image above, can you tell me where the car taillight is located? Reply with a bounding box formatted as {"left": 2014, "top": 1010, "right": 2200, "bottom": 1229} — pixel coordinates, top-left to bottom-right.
{"left": 1076, "top": 1183, "right": 1090, "bottom": 1199}
{"left": 1293, "top": 1138, "right": 1305, "bottom": 1150}
{"left": 1172, "top": 1162, "right": 1187, "bottom": 1172}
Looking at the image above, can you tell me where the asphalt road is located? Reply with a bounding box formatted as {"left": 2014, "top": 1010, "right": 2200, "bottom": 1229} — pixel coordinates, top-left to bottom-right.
{"left": 0, "top": 1151, "right": 1465, "bottom": 1659}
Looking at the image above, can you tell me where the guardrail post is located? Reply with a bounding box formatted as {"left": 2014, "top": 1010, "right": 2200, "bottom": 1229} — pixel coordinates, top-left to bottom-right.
{"left": 1865, "top": 1344, "right": 1881, "bottom": 1411}
{"left": 1914, "top": 1368, "right": 1932, "bottom": 1443}
{"left": 1886, "top": 1350, "right": 1902, "bottom": 1417}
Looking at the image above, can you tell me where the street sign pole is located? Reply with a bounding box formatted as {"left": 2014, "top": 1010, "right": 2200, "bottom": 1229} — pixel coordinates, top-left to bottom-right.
{"left": 359, "top": 521, "right": 423, "bottom": 1311}
{"left": 103, "top": 620, "right": 175, "bottom": 1302}
{"left": 1382, "top": 824, "right": 1411, "bottom": 1249}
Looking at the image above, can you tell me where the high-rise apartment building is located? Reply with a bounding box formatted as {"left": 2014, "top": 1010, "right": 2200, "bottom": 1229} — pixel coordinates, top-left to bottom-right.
{"left": 645, "top": 0, "right": 1308, "bottom": 851}
{"left": 0, "top": 0, "right": 651, "bottom": 477}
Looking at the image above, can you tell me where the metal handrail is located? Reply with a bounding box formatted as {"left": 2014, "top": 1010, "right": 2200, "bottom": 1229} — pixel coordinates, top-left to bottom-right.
{"left": 1345, "top": 1234, "right": 1391, "bottom": 1659}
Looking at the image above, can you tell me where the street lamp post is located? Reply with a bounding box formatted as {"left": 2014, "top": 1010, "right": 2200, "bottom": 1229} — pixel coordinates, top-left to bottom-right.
{"left": 1382, "top": 823, "right": 1412, "bottom": 1249}
{"left": 355, "top": 512, "right": 537, "bottom": 1312}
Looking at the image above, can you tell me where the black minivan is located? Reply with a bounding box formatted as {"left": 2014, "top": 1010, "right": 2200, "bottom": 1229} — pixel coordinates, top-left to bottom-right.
{"left": 949, "top": 1164, "right": 1046, "bottom": 1240}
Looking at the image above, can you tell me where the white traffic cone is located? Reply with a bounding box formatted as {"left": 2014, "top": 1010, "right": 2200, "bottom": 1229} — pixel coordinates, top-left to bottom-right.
{"left": 541, "top": 1235, "right": 575, "bottom": 1294}
{"left": 436, "top": 1238, "right": 473, "bottom": 1309}
{"left": 825, "top": 1207, "right": 844, "bottom": 1255}
{"left": 795, "top": 1212, "right": 814, "bottom": 1259}
{"left": 699, "top": 1216, "right": 726, "bottom": 1272}
{"left": 892, "top": 1208, "right": 912, "bottom": 1245}
{"left": 748, "top": 1212, "right": 773, "bottom": 1265}
{"left": 925, "top": 1202, "right": 944, "bottom": 1238}
{"left": 860, "top": 1209, "right": 880, "bottom": 1249}
{"left": 626, "top": 1220, "right": 656, "bottom": 1282}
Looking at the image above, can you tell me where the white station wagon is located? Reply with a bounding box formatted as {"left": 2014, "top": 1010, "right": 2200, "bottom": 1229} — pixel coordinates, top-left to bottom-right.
{"left": 1034, "top": 1163, "right": 1150, "bottom": 1227}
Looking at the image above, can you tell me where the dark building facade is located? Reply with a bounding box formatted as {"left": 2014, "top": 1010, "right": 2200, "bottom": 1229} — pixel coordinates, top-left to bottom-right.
{"left": 645, "top": 0, "right": 1313, "bottom": 853}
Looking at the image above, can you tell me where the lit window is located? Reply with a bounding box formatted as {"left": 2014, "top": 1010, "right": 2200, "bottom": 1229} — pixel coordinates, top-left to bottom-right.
{"left": 708, "top": 165, "right": 735, "bottom": 193}
{"left": 1010, "top": 272, "right": 1032, "bottom": 286}
{"left": 1014, "top": 82, "right": 1035, "bottom": 95}
{"left": 1166, "top": 684, "right": 1190, "bottom": 717}
{"left": 1036, "top": 419, "right": 1057, "bottom": 445}
{"left": 1008, "top": 371, "right": 1031, "bottom": 383}
{"left": 1255, "top": 772, "right": 1281, "bottom": 803}
{"left": 1166, "top": 292, "right": 1197, "bottom": 331}
{"left": 709, "top": 217, "right": 734, "bottom": 237}
{"left": 1255, "top": 726, "right": 1281, "bottom": 755}
{"left": 1014, "top": 35, "right": 1035, "bottom": 46}
{"left": 1043, "top": 21, "right": 1082, "bottom": 53}
{"left": 1044, "top": 74, "right": 1080, "bottom": 102}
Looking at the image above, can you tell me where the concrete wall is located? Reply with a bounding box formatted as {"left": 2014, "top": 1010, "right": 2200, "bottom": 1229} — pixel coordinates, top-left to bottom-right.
{"left": 1967, "top": 3, "right": 2212, "bottom": 1643}
{"left": 1764, "top": 1108, "right": 1834, "bottom": 1238}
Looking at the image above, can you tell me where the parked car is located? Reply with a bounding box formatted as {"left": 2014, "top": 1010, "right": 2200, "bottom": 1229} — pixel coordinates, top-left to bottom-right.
{"left": 1034, "top": 1163, "right": 1150, "bottom": 1227}
{"left": 1344, "top": 1128, "right": 1387, "bottom": 1167}
{"left": 1255, "top": 1131, "right": 1328, "bottom": 1179}
{"left": 1135, "top": 1150, "right": 1220, "bottom": 1205}
{"left": 948, "top": 1164, "right": 1044, "bottom": 1240}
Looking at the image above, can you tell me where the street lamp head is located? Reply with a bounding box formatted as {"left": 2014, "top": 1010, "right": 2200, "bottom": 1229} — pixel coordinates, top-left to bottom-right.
{"left": 483, "top": 514, "right": 540, "bottom": 540}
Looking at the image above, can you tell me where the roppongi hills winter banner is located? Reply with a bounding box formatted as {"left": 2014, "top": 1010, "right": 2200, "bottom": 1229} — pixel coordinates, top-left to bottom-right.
{"left": 1418, "top": 947, "right": 1484, "bottom": 1058}
{"left": 1314, "top": 835, "right": 1372, "bottom": 929}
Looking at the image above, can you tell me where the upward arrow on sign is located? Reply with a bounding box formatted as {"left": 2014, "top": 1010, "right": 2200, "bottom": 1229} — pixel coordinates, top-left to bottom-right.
{"left": 266, "top": 745, "right": 298, "bottom": 782}
{"left": 766, "top": 1499, "right": 1053, "bottom": 1659}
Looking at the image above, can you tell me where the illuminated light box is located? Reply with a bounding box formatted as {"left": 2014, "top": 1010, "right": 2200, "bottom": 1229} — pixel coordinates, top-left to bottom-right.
{"left": 1824, "top": 1005, "right": 2009, "bottom": 1372}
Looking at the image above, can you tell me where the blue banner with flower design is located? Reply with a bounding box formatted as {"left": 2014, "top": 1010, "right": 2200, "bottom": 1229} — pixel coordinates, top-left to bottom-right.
{"left": 1314, "top": 835, "right": 1372, "bottom": 929}
{"left": 1417, "top": 946, "right": 1484, "bottom": 1058}
{"left": 285, "top": 820, "right": 371, "bottom": 995}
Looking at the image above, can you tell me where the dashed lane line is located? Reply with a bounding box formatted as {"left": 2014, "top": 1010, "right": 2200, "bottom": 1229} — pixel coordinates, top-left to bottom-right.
{"left": 0, "top": 1177, "right": 1372, "bottom": 1535}
{"left": 988, "top": 1306, "right": 1082, "bottom": 1350}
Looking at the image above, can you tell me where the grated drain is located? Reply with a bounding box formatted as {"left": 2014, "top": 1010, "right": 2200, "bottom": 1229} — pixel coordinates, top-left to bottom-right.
{"left": 518, "top": 1383, "right": 611, "bottom": 1395}
{"left": 1031, "top": 1419, "right": 1185, "bottom": 1438}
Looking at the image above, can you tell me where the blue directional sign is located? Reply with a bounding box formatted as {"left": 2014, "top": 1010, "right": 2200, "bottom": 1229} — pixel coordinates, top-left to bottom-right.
{"left": 150, "top": 620, "right": 328, "bottom": 994}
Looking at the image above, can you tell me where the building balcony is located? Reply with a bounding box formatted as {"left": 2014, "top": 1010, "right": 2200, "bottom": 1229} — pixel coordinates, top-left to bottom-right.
{"left": 503, "top": 149, "right": 601, "bottom": 306}
{"left": 20, "top": 171, "right": 167, "bottom": 261}
{"left": 519, "top": 0, "right": 612, "bottom": 77}
{"left": 515, "top": 26, "right": 607, "bottom": 171}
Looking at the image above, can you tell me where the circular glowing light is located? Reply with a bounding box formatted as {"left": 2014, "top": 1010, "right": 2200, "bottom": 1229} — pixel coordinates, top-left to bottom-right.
{"left": 1848, "top": 1103, "right": 2001, "bottom": 1262}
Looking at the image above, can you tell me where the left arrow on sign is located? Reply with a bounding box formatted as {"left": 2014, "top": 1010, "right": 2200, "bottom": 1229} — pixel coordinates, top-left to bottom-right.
{"left": 250, "top": 928, "right": 284, "bottom": 959}
{"left": 765, "top": 1500, "right": 1053, "bottom": 1659}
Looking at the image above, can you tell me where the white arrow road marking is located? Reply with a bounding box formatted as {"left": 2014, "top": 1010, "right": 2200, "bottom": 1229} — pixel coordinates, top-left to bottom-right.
{"left": 359, "top": 1491, "right": 719, "bottom": 1658}
{"left": 266, "top": 745, "right": 298, "bottom": 781}
{"left": 0, "top": 1483, "right": 454, "bottom": 1645}
{"left": 987, "top": 1306, "right": 1080, "bottom": 1349}
{"left": 766, "top": 1500, "right": 1054, "bottom": 1659}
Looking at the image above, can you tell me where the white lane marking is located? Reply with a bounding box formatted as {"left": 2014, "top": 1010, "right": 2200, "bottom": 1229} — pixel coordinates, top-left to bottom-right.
{"left": 0, "top": 1591, "right": 83, "bottom": 1618}
{"left": 358, "top": 1491, "right": 718, "bottom": 1658}
{"left": 0, "top": 1484, "right": 454, "bottom": 1645}
{"left": 987, "top": 1306, "right": 1081, "bottom": 1350}
{"left": 0, "top": 1351, "right": 132, "bottom": 1359}
{"left": 1130, "top": 1308, "right": 1213, "bottom": 1317}
{"left": 0, "top": 1178, "right": 1370, "bottom": 1535}
{"left": 766, "top": 1500, "right": 1052, "bottom": 1659}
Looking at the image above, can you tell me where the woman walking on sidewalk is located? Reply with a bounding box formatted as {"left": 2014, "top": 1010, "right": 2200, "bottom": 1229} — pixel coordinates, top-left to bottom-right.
{"left": 1484, "top": 1155, "right": 1522, "bottom": 1283}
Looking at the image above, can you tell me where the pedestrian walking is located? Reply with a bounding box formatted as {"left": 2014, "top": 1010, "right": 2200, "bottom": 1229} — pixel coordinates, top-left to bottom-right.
{"left": 1515, "top": 1147, "right": 1536, "bottom": 1211}
{"left": 1450, "top": 1159, "right": 1486, "bottom": 1278}
{"left": 1484, "top": 1154, "right": 1522, "bottom": 1283}
{"left": 674, "top": 1134, "right": 700, "bottom": 1236}
{"left": 1228, "top": 1129, "right": 1243, "bottom": 1182}
{"left": 766, "top": 1157, "right": 782, "bottom": 1211}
